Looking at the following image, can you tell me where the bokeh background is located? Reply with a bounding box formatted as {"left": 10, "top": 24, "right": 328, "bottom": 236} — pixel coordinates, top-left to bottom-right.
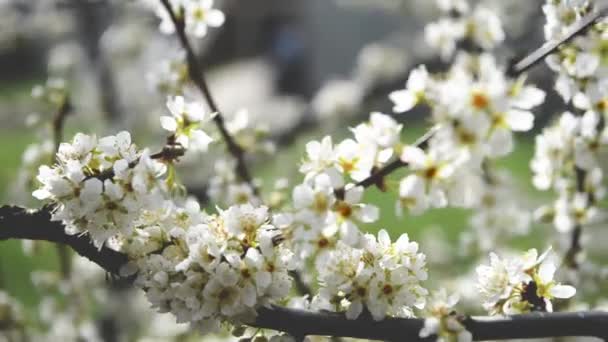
{"left": 0, "top": 0, "right": 605, "bottom": 340}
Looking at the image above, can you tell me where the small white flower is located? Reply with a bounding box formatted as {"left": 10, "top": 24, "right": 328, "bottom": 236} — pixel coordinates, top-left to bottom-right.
{"left": 184, "top": 0, "right": 226, "bottom": 38}
{"left": 161, "top": 95, "right": 214, "bottom": 152}
{"left": 389, "top": 66, "right": 430, "bottom": 113}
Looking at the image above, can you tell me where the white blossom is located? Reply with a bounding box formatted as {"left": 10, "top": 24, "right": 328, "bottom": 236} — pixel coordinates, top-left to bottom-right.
{"left": 161, "top": 95, "right": 214, "bottom": 152}
{"left": 313, "top": 230, "right": 428, "bottom": 320}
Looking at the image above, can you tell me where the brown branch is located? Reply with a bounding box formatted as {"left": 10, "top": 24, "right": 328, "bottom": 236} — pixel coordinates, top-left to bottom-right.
{"left": 252, "top": 306, "right": 608, "bottom": 341}
{"left": 1, "top": 206, "right": 607, "bottom": 340}
{"left": 51, "top": 95, "right": 74, "bottom": 279}
{"left": 51, "top": 95, "right": 72, "bottom": 160}
{"left": 0, "top": 205, "right": 127, "bottom": 275}
{"left": 158, "top": 0, "right": 258, "bottom": 196}
{"left": 289, "top": 270, "right": 313, "bottom": 297}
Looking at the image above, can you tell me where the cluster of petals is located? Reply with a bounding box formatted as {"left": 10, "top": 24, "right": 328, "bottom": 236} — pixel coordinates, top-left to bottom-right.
{"left": 424, "top": 0, "right": 505, "bottom": 60}
{"left": 543, "top": 0, "right": 607, "bottom": 101}
{"left": 126, "top": 203, "right": 295, "bottom": 334}
{"left": 532, "top": 112, "right": 604, "bottom": 232}
{"left": 463, "top": 172, "right": 531, "bottom": 252}
{"left": 476, "top": 248, "right": 576, "bottom": 314}
{"left": 419, "top": 289, "right": 472, "bottom": 342}
{"left": 312, "top": 229, "right": 428, "bottom": 321}
{"left": 532, "top": 0, "right": 608, "bottom": 233}
{"left": 392, "top": 53, "right": 545, "bottom": 215}
{"left": 146, "top": 0, "right": 226, "bottom": 38}
{"left": 300, "top": 112, "right": 402, "bottom": 185}
{"left": 288, "top": 176, "right": 379, "bottom": 259}
{"left": 33, "top": 131, "right": 167, "bottom": 247}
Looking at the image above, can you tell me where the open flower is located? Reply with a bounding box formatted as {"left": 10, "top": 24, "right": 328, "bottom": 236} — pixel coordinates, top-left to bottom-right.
{"left": 161, "top": 95, "right": 214, "bottom": 153}
{"left": 389, "top": 65, "right": 430, "bottom": 113}
{"left": 477, "top": 248, "right": 576, "bottom": 314}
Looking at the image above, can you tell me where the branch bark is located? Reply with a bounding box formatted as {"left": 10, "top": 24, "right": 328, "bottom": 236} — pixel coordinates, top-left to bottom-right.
{"left": 507, "top": 4, "right": 608, "bottom": 76}
{"left": 334, "top": 125, "right": 438, "bottom": 199}
{"left": 158, "top": 0, "right": 259, "bottom": 196}
{"left": 1, "top": 205, "right": 607, "bottom": 340}
{"left": 252, "top": 306, "right": 608, "bottom": 341}
{"left": 0, "top": 206, "right": 127, "bottom": 275}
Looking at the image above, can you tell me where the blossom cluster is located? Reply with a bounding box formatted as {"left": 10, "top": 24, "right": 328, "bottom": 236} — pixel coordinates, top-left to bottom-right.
{"left": 392, "top": 53, "right": 545, "bottom": 214}
{"left": 543, "top": 0, "right": 607, "bottom": 102}
{"left": 144, "top": 0, "right": 226, "bottom": 38}
{"left": 33, "top": 131, "right": 168, "bottom": 247}
{"left": 300, "top": 112, "right": 402, "bottom": 185}
{"left": 425, "top": 0, "right": 505, "bottom": 60}
{"left": 532, "top": 112, "right": 605, "bottom": 233}
{"left": 147, "top": 52, "right": 189, "bottom": 95}
{"left": 206, "top": 157, "right": 261, "bottom": 207}
{"left": 531, "top": 0, "right": 607, "bottom": 236}
{"left": 284, "top": 113, "right": 402, "bottom": 257}
{"left": 127, "top": 203, "right": 295, "bottom": 334}
{"left": 312, "top": 230, "right": 428, "bottom": 321}
{"left": 476, "top": 248, "right": 576, "bottom": 314}
{"left": 419, "top": 289, "right": 472, "bottom": 342}
{"left": 31, "top": 77, "right": 69, "bottom": 107}
{"left": 461, "top": 171, "right": 531, "bottom": 253}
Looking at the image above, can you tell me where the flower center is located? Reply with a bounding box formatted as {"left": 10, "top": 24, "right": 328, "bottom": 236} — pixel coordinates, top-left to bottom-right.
{"left": 471, "top": 91, "right": 489, "bottom": 110}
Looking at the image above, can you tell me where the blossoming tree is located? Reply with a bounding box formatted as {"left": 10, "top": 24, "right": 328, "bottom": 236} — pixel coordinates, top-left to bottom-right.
{"left": 1, "top": 0, "right": 608, "bottom": 340}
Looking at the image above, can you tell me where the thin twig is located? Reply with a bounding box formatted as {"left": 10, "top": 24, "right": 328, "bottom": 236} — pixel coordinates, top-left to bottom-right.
{"left": 51, "top": 95, "right": 73, "bottom": 279}
{"left": 86, "top": 136, "right": 185, "bottom": 182}
{"left": 158, "top": 0, "right": 259, "bottom": 196}
{"left": 51, "top": 95, "right": 72, "bottom": 159}
{"left": 334, "top": 125, "right": 439, "bottom": 199}
{"left": 507, "top": 5, "right": 608, "bottom": 76}
{"left": 289, "top": 271, "right": 312, "bottom": 297}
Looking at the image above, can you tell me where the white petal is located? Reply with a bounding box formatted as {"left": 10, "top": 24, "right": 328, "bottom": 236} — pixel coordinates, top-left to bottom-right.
{"left": 513, "top": 86, "right": 545, "bottom": 109}
{"left": 400, "top": 146, "right": 426, "bottom": 167}
{"left": 344, "top": 186, "right": 363, "bottom": 204}
{"left": 506, "top": 109, "right": 534, "bottom": 131}
{"left": 33, "top": 189, "right": 51, "bottom": 200}
{"left": 345, "top": 300, "right": 363, "bottom": 320}
{"left": 378, "top": 229, "right": 390, "bottom": 246}
{"left": 550, "top": 284, "right": 576, "bottom": 299}
{"left": 389, "top": 90, "right": 417, "bottom": 113}
{"left": 538, "top": 262, "right": 556, "bottom": 284}
{"left": 160, "top": 116, "right": 178, "bottom": 132}
{"left": 206, "top": 9, "right": 225, "bottom": 27}
{"left": 358, "top": 205, "right": 379, "bottom": 223}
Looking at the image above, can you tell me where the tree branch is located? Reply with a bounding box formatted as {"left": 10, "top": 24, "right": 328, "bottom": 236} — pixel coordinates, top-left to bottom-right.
{"left": 0, "top": 205, "right": 127, "bottom": 275}
{"left": 334, "top": 5, "right": 608, "bottom": 200}
{"left": 158, "top": 0, "right": 259, "bottom": 196}
{"left": 507, "top": 4, "right": 608, "bottom": 76}
{"left": 334, "top": 125, "right": 438, "bottom": 199}
{"left": 1, "top": 206, "right": 607, "bottom": 340}
{"left": 252, "top": 306, "right": 608, "bottom": 341}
